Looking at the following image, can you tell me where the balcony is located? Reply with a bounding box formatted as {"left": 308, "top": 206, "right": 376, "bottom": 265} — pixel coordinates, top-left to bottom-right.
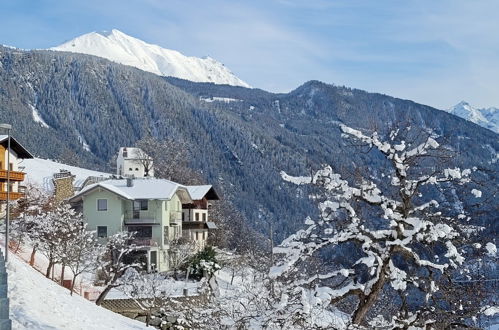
{"left": 0, "top": 191, "right": 24, "bottom": 200}
{"left": 0, "top": 170, "right": 25, "bottom": 182}
{"left": 182, "top": 221, "right": 209, "bottom": 230}
{"left": 127, "top": 238, "right": 159, "bottom": 247}
{"left": 124, "top": 210, "right": 159, "bottom": 225}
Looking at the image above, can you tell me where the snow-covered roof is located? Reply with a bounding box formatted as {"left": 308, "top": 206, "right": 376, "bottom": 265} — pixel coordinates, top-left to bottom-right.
{"left": 186, "top": 185, "right": 219, "bottom": 200}
{"left": 23, "top": 158, "right": 110, "bottom": 192}
{"left": 119, "top": 147, "right": 151, "bottom": 160}
{"left": 206, "top": 221, "right": 218, "bottom": 229}
{"left": 69, "top": 178, "right": 193, "bottom": 203}
{"left": 0, "top": 135, "right": 34, "bottom": 158}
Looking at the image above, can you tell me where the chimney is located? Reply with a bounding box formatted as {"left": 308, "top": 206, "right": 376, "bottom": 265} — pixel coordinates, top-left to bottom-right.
{"left": 126, "top": 177, "right": 134, "bottom": 187}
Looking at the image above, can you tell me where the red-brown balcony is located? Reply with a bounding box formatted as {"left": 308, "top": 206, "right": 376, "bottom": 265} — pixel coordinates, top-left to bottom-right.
{"left": 0, "top": 170, "right": 25, "bottom": 182}
{"left": 0, "top": 191, "right": 24, "bottom": 200}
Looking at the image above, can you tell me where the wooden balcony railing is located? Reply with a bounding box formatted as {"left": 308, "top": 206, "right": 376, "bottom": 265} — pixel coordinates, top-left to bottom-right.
{"left": 0, "top": 170, "right": 25, "bottom": 182}
{"left": 0, "top": 191, "right": 24, "bottom": 200}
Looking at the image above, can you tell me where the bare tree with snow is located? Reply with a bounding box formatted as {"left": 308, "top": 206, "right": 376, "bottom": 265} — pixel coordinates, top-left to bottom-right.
{"left": 135, "top": 136, "right": 203, "bottom": 185}
{"left": 168, "top": 237, "right": 197, "bottom": 280}
{"left": 95, "top": 231, "right": 138, "bottom": 305}
{"left": 272, "top": 124, "right": 487, "bottom": 328}
{"left": 64, "top": 221, "right": 100, "bottom": 295}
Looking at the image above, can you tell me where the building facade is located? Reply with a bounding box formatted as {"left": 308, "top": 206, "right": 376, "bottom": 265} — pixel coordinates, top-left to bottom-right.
{"left": 69, "top": 178, "right": 193, "bottom": 272}
{"left": 0, "top": 135, "right": 33, "bottom": 214}
{"left": 116, "top": 147, "right": 154, "bottom": 178}
{"left": 182, "top": 185, "right": 219, "bottom": 251}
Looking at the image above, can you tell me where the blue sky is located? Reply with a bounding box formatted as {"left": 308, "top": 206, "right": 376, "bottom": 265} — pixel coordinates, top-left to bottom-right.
{"left": 1, "top": 0, "right": 498, "bottom": 109}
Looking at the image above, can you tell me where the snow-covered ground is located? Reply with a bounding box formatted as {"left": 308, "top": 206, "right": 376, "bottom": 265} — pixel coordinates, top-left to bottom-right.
{"left": 22, "top": 158, "right": 110, "bottom": 191}
{"left": 200, "top": 97, "right": 242, "bottom": 103}
{"left": 5, "top": 250, "right": 147, "bottom": 330}
{"left": 51, "top": 29, "right": 250, "bottom": 88}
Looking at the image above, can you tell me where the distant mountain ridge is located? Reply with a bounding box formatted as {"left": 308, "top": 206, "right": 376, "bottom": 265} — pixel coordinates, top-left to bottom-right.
{"left": 0, "top": 46, "right": 497, "bottom": 241}
{"left": 447, "top": 101, "right": 499, "bottom": 134}
{"left": 50, "top": 29, "right": 250, "bottom": 88}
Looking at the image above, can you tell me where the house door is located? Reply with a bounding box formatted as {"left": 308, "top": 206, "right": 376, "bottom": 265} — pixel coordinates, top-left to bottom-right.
{"left": 150, "top": 251, "right": 158, "bottom": 272}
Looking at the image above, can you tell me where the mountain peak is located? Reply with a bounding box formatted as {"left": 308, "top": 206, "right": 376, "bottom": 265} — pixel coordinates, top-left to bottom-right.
{"left": 50, "top": 30, "right": 250, "bottom": 88}
{"left": 456, "top": 100, "right": 470, "bottom": 107}
{"left": 448, "top": 101, "right": 499, "bottom": 134}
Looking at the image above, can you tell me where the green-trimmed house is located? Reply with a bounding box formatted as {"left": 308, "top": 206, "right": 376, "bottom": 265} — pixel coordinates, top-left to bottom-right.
{"left": 69, "top": 177, "right": 194, "bottom": 272}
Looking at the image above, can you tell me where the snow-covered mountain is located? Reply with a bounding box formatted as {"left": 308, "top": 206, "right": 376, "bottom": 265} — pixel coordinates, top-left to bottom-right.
{"left": 447, "top": 101, "right": 499, "bottom": 134}
{"left": 50, "top": 29, "right": 250, "bottom": 87}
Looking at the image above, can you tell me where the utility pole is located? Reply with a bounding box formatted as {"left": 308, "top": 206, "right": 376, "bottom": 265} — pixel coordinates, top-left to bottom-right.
{"left": 0, "top": 124, "right": 12, "bottom": 263}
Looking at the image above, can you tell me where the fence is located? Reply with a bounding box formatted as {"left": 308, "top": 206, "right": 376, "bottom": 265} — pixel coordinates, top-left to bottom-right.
{"left": 0, "top": 250, "right": 11, "bottom": 329}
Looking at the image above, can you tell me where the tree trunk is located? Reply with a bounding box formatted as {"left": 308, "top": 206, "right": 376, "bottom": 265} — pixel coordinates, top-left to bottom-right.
{"left": 45, "top": 259, "right": 53, "bottom": 278}
{"left": 352, "top": 258, "right": 390, "bottom": 325}
{"left": 60, "top": 264, "right": 65, "bottom": 285}
{"left": 95, "top": 285, "right": 113, "bottom": 306}
{"left": 70, "top": 275, "right": 78, "bottom": 295}
{"left": 14, "top": 240, "right": 21, "bottom": 253}
{"left": 29, "top": 247, "right": 36, "bottom": 266}
{"left": 146, "top": 309, "right": 151, "bottom": 326}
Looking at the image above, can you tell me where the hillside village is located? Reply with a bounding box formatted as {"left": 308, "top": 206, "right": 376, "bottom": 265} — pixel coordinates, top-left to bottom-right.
{"left": 0, "top": 121, "right": 497, "bottom": 329}
{"left": 0, "top": 136, "right": 230, "bottom": 328}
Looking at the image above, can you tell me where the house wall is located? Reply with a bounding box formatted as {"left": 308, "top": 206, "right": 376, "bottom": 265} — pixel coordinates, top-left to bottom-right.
{"left": 82, "top": 189, "right": 124, "bottom": 236}
{"left": 80, "top": 189, "right": 188, "bottom": 273}
{"left": 121, "top": 159, "right": 146, "bottom": 178}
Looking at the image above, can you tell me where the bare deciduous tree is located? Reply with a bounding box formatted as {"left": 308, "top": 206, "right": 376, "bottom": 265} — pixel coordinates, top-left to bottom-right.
{"left": 271, "top": 124, "right": 488, "bottom": 327}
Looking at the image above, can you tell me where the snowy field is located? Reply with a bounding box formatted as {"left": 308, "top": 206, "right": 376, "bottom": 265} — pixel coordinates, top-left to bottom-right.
{"left": 22, "top": 158, "right": 110, "bottom": 191}
{"left": 6, "top": 250, "right": 147, "bottom": 330}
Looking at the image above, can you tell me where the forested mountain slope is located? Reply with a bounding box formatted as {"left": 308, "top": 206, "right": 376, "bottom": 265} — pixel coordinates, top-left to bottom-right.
{"left": 0, "top": 46, "right": 497, "bottom": 240}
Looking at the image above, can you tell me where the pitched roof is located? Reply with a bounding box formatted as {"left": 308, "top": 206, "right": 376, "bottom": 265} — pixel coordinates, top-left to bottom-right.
{"left": 69, "top": 178, "right": 192, "bottom": 203}
{"left": 0, "top": 135, "right": 34, "bottom": 159}
{"left": 186, "top": 185, "right": 219, "bottom": 200}
{"left": 119, "top": 147, "right": 151, "bottom": 160}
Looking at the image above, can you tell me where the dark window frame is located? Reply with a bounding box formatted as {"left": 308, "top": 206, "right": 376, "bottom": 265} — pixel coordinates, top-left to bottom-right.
{"left": 97, "top": 199, "right": 108, "bottom": 211}
{"left": 97, "top": 226, "right": 107, "bottom": 238}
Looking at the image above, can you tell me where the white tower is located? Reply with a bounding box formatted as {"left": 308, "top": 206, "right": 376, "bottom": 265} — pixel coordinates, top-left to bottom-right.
{"left": 116, "top": 147, "right": 154, "bottom": 178}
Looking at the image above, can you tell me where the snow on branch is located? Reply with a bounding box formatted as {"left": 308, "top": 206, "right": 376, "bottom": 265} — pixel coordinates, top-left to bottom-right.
{"left": 271, "top": 123, "right": 484, "bottom": 327}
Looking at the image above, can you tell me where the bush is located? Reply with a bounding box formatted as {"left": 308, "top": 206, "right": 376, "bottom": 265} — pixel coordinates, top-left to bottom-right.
{"left": 189, "top": 246, "right": 220, "bottom": 278}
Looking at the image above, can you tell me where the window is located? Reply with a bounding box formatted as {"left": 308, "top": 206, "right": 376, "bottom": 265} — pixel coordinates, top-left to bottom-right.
{"left": 9, "top": 163, "right": 13, "bottom": 171}
{"left": 134, "top": 199, "right": 148, "bottom": 211}
{"left": 135, "top": 168, "right": 139, "bottom": 171}
{"left": 97, "top": 199, "right": 107, "bottom": 211}
{"left": 97, "top": 226, "right": 107, "bottom": 238}
{"left": 202, "top": 213, "right": 206, "bottom": 222}
{"left": 129, "top": 168, "right": 133, "bottom": 171}
{"left": 196, "top": 232, "right": 200, "bottom": 240}
{"left": 195, "top": 213, "right": 199, "bottom": 221}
